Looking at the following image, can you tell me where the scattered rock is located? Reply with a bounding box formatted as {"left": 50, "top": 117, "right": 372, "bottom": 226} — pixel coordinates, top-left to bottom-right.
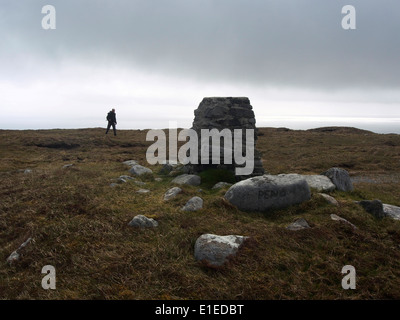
{"left": 129, "top": 164, "right": 153, "bottom": 176}
{"left": 224, "top": 174, "right": 311, "bottom": 212}
{"left": 6, "top": 238, "right": 33, "bottom": 264}
{"left": 286, "top": 218, "right": 311, "bottom": 231}
{"left": 117, "top": 177, "right": 127, "bottom": 183}
{"left": 302, "top": 175, "right": 336, "bottom": 192}
{"left": 181, "top": 196, "right": 203, "bottom": 211}
{"left": 171, "top": 174, "right": 201, "bottom": 186}
{"left": 136, "top": 189, "right": 150, "bottom": 194}
{"left": 128, "top": 215, "right": 158, "bottom": 228}
{"left": 358, "top": 199, "right": 386, "bottom": 219}
{"left": 318, "top": 193, "right": 339, "bottom": 206}
{"left": 383, "top": 204, "right": 400, "bottom": 220}
{"left": 194, "top": 234, "right": 248, "bottom": 267}
{"left": 155, "top": 178, "right": 163, "bottom": 182}
{"left": 330, "top": 214, "right": 357, "bottom": 229}
{"left": 62, "top": 164, "right": 74, "bottom": 169}
{"left": 163, "top": 187, "right": 182, "bottom": 201}
{"left": 212, "top": 182, "right": 233, "bottom": 190}
{"left": 23, "top": 169, "right": 32, "bottom": 174}
{"left": 159, "top": 163, "right": 174, "bottom": 175}
{"left": 122, "top": 160, "right": 138, "bottom": 166}
{"left": 134, "top": 181, "right": 147, "bottom": 186}
{"left": 119, "top": 175, "right": 135, "bottom": 181}
{"left": 322, "top": 167, "right": 353, "bottom": 192}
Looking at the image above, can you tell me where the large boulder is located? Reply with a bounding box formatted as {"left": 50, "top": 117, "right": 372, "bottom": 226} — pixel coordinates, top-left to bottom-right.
{"left": 194, "top": 234, "right": 248, "bottom": 267}
{"left": 322, "top": 167, "right": 353, "bottom": 192}
{"left": 171, "top": 174, "right": 201, "bottom": 186}
{"left": 224, "top": 174, "right": 311, "bottom": 212}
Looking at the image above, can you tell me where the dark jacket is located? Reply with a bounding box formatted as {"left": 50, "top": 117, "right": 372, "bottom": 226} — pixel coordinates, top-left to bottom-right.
{"left": 107, "top": 111, "right": 117, "bottom": 124}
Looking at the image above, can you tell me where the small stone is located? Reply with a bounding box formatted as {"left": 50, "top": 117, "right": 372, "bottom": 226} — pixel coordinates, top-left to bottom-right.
{"left": 136, "top": 189, "right": 150, "bottom": 194}
{"left": 286, "top": 218, "right": 311, "bottom": 231}
{"left": 330, "top": 214, "right": 357, "bottom": 229}
{"left": 122, "top": 160, "right": 138, "bottom": 166}
{"left": 171, "top": 174, "right": 201, "bottom": 186}
{"left": 119, "top": 175, "right": 135, "bottom": 181}
{"left": 155, "top": 178, "right": 163, "bottom": 182}
{"left": 181, "top": 196, "right": 203, "bottom": 211}
{"left": 23, "top": 169, "right": 32, "bottom": 174}
{"left": 128, "top": 215, "right": 158, "bottom": 228}
{"left": 164, "top": 187, "right": 182, "bottom": 201}
{"left": 319, "top": 193, "right": 339, "bottom": 206}
{"left": 129, "top": 164, "right": 153, "bottom": 176}
{"left": 212, "top": 182, "right": 233, "bottom": 190}
{"left": 134, "top": 181, "right": 147, "bottom": 186}
{"left": 194, "top": 234, "right": 248, "bottom": 267}
{"left": 62, "top": 164, "right": 73, "bottom": 169}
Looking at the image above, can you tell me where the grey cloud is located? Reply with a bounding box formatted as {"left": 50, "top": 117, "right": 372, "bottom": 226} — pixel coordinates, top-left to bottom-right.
{"left": 1, "top": 0, "right": 400, "bottom": 90}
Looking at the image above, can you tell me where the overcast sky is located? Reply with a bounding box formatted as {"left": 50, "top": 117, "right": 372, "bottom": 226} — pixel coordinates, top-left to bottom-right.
{"left": 1, "top": 0, "right": 399, "bottom": 133}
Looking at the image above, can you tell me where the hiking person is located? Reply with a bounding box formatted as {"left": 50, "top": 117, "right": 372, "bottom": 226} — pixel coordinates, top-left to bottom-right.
{"left": 105, "top": 108, "right": 117, "bottom": 136}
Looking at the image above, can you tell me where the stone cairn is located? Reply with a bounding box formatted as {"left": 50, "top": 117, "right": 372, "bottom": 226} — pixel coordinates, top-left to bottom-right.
{"left": 187, "top": 97, "right": 265, "bottom": 180}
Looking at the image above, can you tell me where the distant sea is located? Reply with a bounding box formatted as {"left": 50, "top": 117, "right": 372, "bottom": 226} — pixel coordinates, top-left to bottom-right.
{"left": 258, "top": 118, "right": 400, "bottom": 134}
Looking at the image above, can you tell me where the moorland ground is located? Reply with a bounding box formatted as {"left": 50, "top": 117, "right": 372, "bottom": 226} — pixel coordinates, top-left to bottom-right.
{"left": 0, "top": 126, "right": 400, "bottom": 299}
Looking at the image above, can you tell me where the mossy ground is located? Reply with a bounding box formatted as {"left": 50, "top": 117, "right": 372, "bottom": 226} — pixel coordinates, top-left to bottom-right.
{"left": 0, "top": 127, "right": 400, "bottom": 299}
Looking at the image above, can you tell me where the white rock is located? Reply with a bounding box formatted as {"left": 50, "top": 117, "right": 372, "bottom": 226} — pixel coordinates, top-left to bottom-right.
{"left": 383, "top": 204, "right": 400, "bottom": 220}
{"left": 319, "top": 193, "right": 339, "bottom": 206}
{"left": 330, "top": 214, "right": 357, "bottom": 229}
{"left": 194, "top": 234, "right": 248, "bottom": 267}
{"left": 301, "top": 175, "right": 336, "bottom": 192}
{"left": 129, "top": 164, "right": 153, "bottom": 176}
{"left": 136, "top": 189, "right": 150, "bottom": 194}
{"left": 164, "top": 187, "right": 182, "bottom": 201}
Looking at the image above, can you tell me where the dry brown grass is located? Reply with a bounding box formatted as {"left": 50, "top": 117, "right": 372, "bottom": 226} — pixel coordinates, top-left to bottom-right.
{"left": 0, "top": 127, "right": 400, "bottom": 300}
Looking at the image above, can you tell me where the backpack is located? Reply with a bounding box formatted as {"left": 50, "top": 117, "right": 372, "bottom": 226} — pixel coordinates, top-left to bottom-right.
{"left": 106, "top": 112, "right": 111, "bottom": 121}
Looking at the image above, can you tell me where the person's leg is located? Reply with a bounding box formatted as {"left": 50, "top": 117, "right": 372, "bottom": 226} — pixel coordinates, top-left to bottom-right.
{"left": 112, "top": 123, "right": 116, "bottom": 136}
{"left": 106, "top": 121, "right": 111, "bottom": 134}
